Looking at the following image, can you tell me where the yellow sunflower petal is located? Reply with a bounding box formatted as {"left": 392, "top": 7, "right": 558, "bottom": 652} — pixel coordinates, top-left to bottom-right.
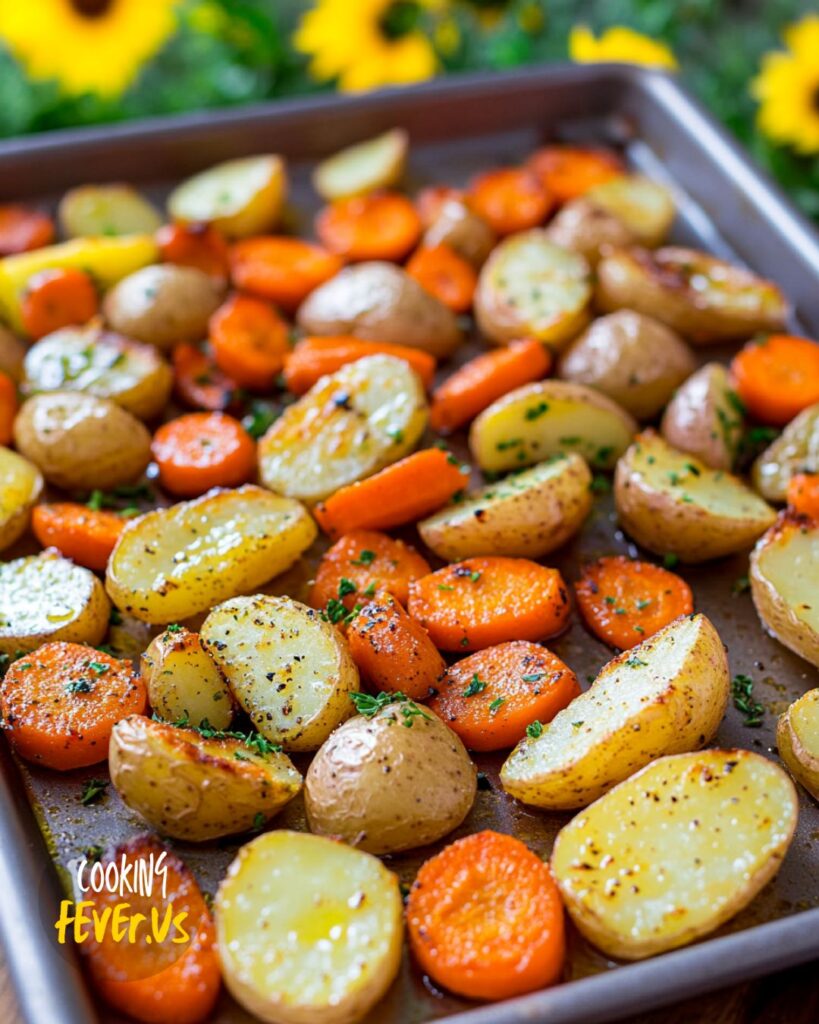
{"left": 752, "top": 22, "right": 819, "bottom": 155}
{"left": 783, "top": 14, "right": 819, "bottom": 62}
{"left": 569, "top": 24, "right": 678, "bottom": 71}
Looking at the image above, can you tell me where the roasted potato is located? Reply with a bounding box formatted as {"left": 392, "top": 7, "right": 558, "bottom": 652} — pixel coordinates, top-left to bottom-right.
{"left": 216, "top": 831, "right": 403, "bottom": 1024}
{"left": 58, "top": 184, "right": 163, "bottom": 238}
{"left": 258, "top": 354, "right": 428, "bottom": 504}
{"left": 0, "top": 324, "right": 25, "bottom": 381}
{"left": 419, "top": 452, "right": 592, "bottom": 561}
{"left": 0, "top": 551, "right": 110, "bottom": 655}
{"left": 750, "top": 513, "right": 819, "bottom": 668}
{"left": 297, "top": 261, "right": 462, "bottom": 358}
{"left": 109, "top": 714, "right": 301, "bottom": 840}
{"left": 752, "top": 402, "right": 819, "bottom": 502}
{"left": 106, "top": 486, "right": 317, "bottom": 624}
{"left": 661, "top": 362, "right": 744, "bottom": 471}
{"left": 305, "top": 700, "right": 476, "bottom": 854}
{"left": 105, "top": 611, "right": 156, "bottom": 661}
{"left": 13, "top": 391, "right": 151, "bottom": 492}
{"left": 475, "top": 230, "right": 591, "bottom": 348}
{"left": 595, "top": 246, "right": 789, "bottom": 343}
{"left": 103, "top": 264, "right": 223, "bottom": 350}
{"left": 584, "top": 174, "right": 675, "bottom": 247}
{"left": 551, "top": 749, "right": 798, "bottom": 960}
{"left": 23, "top": 324, "right": 173, "bottom": 420}
{"left": 501, "top": 613, "right": 729, "bottom": 810}
{"left": 544, "top": 197, "right": 636, "bottom": 265}
{"left": 201, "top": 594, "right": 359, "bottom": 752}
{"left": 470, "top": 379, "right": 636, "bottom": 474}
{"left": 313, "top": 128, "right": 408, "bottom": 200}
{"left": 777, "top": 689, "right": 819, "bottom": 800}
{"left": 0, "top": 446, "right": 42, "bottom": 552}
{"left": 557, "top": 311, "right": 695, "bottom": 420}
{"left": 423, "top": 198, "right": 496, "bottom": 267}
{"left": 615, "top": 430, "right": 776, "bottom": 562}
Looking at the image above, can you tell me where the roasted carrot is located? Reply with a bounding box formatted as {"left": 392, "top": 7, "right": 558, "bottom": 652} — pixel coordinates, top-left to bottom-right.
{"left": 209, "top": 293, "right": 290, "bottom": 390}
{"left": 406, "top": 244, "right": 477, "bottom": 313}
{"left": 468, "top": 167, "right": 553, "bottom": 236}
{"left": 0, "top": 642, "right": 146, "bottom": 770}
{"left": 0, "top": 204, "right": 54, "bottom": 255}
{"left": 152, "top": 412, "right": 256, "bottom": 497}
{"left": 730, "top": 334, "right": 819, "bottom": 426}
{"left": 157, "top": 222, "right": 229, "bottom": 279}
{"left": 575, "top": 555, "right": 694, "bottom": 650}
{"left": 283, "top": 335, "right": 436, "bottom": 395}
{"left": 430, "top": 338, "right": 551, "bottom": 433}
{"left": 316, "top": 192, "right": 421, "bottom": 262}
{"left": 230, "top": 236, "right": 343, "bottom": 311}
{"left": 31, "top": 503, "right": 125, "bottom": 572}
{"left": 172, "top": 343, "right": 239, "bottom": 411}
{"left": 429, "top": 641, "right": 580, "bottom": 751}
{"left": 82, "top": 835, "right": 220, "bottom": 1024}
{"left": 0, "top": 371, "right": 17, "bottom": 446}
{"left": 20, "top": 267, "right": 98, "bottom": 339}
{"left": 787, "top": 472, "right": 819, "bottom": 520}
{"left": 313, "top": 449, "right": 467, "bottom": 539}
{"left": 310, "top": 529, "right": 430, "bottom": 610}
{"left": 526, "top": 145, "right": 624, "bottom": 203}
{"left": 407, "top": 830, "right": 565, "bottom": 1000}
{"left": 416, "top": 185, "right": 465, "bottom": 228}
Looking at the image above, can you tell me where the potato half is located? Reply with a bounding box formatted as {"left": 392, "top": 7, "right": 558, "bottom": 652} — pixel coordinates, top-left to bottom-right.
{"left": 545, "top": 197, "right": 636, "bottom": 265}
{"left": 216, "top": 831, "right": 403, "bottom": 1024}
{"left": 58, "top": 184, "right": 163, "bottom": 238}
{"left": 313, "top": 128, "right": 408, "bottom": 200}
{"left": 552, "top": 749, "right": 798, "bottom": 959}
{"left": 0, "top": 446, "right": 42, "bottom": 553}
{"left": 752, "top": 402, "right": 819, "bottom": 502}
{"left": 500, "top": 613, "right": 729, "bottom": 810}
{"left": 0, "top": 325, "right": 26, "bottom": 382}
{"left": 423, "top": 198, "right": 496, "bottom": 267}
{"left": 109, "top": 714, "right": 301, "bottom": 841}
{"left": 777, "top": 689, "right": 819, "bottom": 800}
{"left": 661, "top": 362, "right": 743, "bottom": 471}
{"left": 584, "top": 174, "right": 675, "bottom": 247}
{"left": 614, "top": 430, "right": 776, "bottom": 562}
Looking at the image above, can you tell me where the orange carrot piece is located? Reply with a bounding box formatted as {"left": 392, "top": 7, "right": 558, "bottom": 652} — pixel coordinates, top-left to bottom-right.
{"left": 316, "top": 192, "right": 421, "bottom": 262}
{"left": 152, "top": 411, "right": 256, "bottom": 497}
{"left": 283, "top": 335, "right": 436, "bottom": 395}
{"left": 0, "top": 642, "right": 146, "bottom": 770}
{"left": 406, "top": 244, "right": 477, "bottom": 313}
{"left": 416, "top": 185, "right": 465, "bottom": 228}
{"left": 429, "top": 641, "right": 580, "bottom": 751}
{"left": 229, "top": 236, "right": 343, "bottom": 311}
{"left": 0, "top": 204, "right": 54, "bottom": 255}
{"left": 730, "top": 334, "right": 819, "bottom": 426}
{"left": 526, "top": 146, "right": 624, "bottom": 203}
{"left": 157, "top": 222, "right": 229, "bottom": 279}
{"left": 20, "top": 267, "right": 98, "bottom": 339}
{"left": 407, "top": 830, "right": 565, "bottom": 1000}
{"left": 313, "top": 449, "right": 466, "bottom": 539}
{"left": 575, "top": 555, "right": 694, "bottom": 650}
{"left": 430, "top": 338, "right": 551, "bottom": 433}
{"left": 172, "top": 343, "right": 238, "bottom": 411}
{"left": 31, "top": 502, "right": 125, "bottom": 572}
{"left": 209, "top": 292, "right": 290, "bottom": 391}
{"left": 468, "top": 167, "right": 553, "bottom": 236}
{"left": 787, "top": 472, "right": 819, "bottom": 520}
{"left": 0, "top": 371, "right": 17, "bottom": 446}
{"left": 408, "top": 556, "right": 570, "bottom": 652}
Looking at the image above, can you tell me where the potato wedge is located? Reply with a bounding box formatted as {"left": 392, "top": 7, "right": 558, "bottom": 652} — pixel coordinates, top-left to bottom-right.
{"left": 419, "top": 452, "right": 592, "bottom": 561}
{"left": 551, "top": 749, "right": 798, "bottom": 960}
{"left": 615, "top": 430, "right": 776, "bottom": 562}
{"left": 106, "top": 485, "right": 317, "bottom": 624}
{"left": 584, "top": 174, "right": 675, "bottom": 247}
{"left": 313, "top": 128, "right": 408, "bottom": 200}
{"left": 167, "top": 155, "right": 287, "bottom": 238}
{"left": 141, "top": 625, "right": 233, "bottom": 730}
{"left": 0, "top": 324, "right": 25, "bottom": 381}
{"left": 544, "top": 197, "right": 636, "bottom": 265}
{"left": 109, "top": 714, "right": 301, "bottom": 840}
{"left": 0, "top": 446, "right": 42, "bottom": 553}
{"left": 201, "top": 594, "right": 359, "bottom": 752}
{"left": 475, "top": 230, "right": 591, "bottom": 348}
{"left": 777, "top": 689, "right": 819, "bottom": 800}
{"left": 661, "top": 362, "right": 744, "bottom": 471}
{"left": 750, "top": 513, "right": 819, "bottom": 668}
{"left": 0, "top": 551, "right": 110, "bottom": 655}
{"left": 423, "top": 198, "right": 496, "bottom": 267}
{"left": 752, "top": 402, "right": 819, "bottom": 502}
{"left": 58, "top": 184, "right": 163, "bottom": 239}
{"left": 470, "top": 379, "right": 636, "bottom": 474}
{"left": 216, "top": 831, "right": 402, "bottom": 1024}
{"left": 258, "top": 354, "right": 427, "bottom": 504}
{"left": 501, "top": 613, "right": 729, "bottom": 810}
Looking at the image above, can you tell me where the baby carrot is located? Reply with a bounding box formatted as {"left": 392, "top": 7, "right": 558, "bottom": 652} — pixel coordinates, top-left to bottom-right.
{"left": 172, "top": 343, "right": 238, "bottom": 411}
{"left": 283, "top": 335, "right": 435, "bottom": 394}
{"left": 730, "top": 334, "right": 819, "bottom": 426}
{"left": 0, "top": 204, "right": 54, "bottom": 255}
{"left": 209, "top": 292, "right": 290, "bottom": 390}
{"left": 0, "top": 371, "right": 17, "bottom": 445}
{"left": 20, "top": 267, "right": 98, "bottom": 339}
{"left": 406, "top": 244, "right": 477, "bottom": 313}
{"left": 787, "top": 472, "right": 819, "bottom": 520}
{"left": 316, "top": 192, "right": 421, "bottom": 262}
{"left": 526, "top": 145, "right": 624, "bottom": 202}
{"left": 152, "top": 411, "right": 256, "bottom": 497}
{"left": 157, "top": 222, "right": 229, "bottom": 280}
{"left": 230, "top": 236, "right": 343, "bottom": 311}
{"left": 468, "top": 167, "right": 553, "bottom": 235}
{"left": 31, "top": 502, "right": 125, "bottom": 571}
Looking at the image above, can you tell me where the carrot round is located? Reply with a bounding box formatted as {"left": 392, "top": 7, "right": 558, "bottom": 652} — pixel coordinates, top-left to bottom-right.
{"left": 0, "top": 204, "right": 54, "bottom": 255}
{"left": 152, "top": 412, "right": 256, "bottom": 497}
{"left": 406, "top": 244, "right": 477, "bottom": 313}
{"left": 407, "top": 830, "right": 565, "bottom": 1000}
{"left": 313, "top": 449, "right": 466, "bottom": 539}
{"left": 526, "top": 146, "right": 624, "bottom": 202}
{"left": 730, "top": 334, "right": 819, "bottom": 426}
{"left": 575, "top": 555, "right": 694, "bottom": 650}
{"left": 0, "top": 371, "right": 18, "bottom": 446}
{"left": 172, "top": 343, "right": 239, "bottom": 411}
{"left": 408, "top": 557, "right": 571, "bottom": 652}
{"left": 430, "top": 337, "right": 551, "bottom": 434}
{"left": 429, "top": 641, "right": 580, "bottom": 751}
{"left": 20, "top": 267, "right": 98, "bottom": 340}
{"left": 416, "top": 185, "right": 465, "bottom": 228}
{"left": 0, "top": 642, "right": 147, "bottom": 770}
{"left": 468, "top": 167, "right": 553, "bottom": 236}
{"left": 230, "top": 236, "right": 343, "bottom": 311}
{"left": 283, "top": 335, "right": 435, "bottom": 395}
{"left": 787, "top": 472, "right": 819, "bottom": 520}
{"left": 157, "top": 222, "right": 229, "bottom": 279}
{"left": 316, "top": 192, "right": 421, "bottom": 262}
{"left": 209, "top": 292, "right": 290, "bottom": 390}
{"left": 31, "top": 502, "right": 125, "bottom": 571}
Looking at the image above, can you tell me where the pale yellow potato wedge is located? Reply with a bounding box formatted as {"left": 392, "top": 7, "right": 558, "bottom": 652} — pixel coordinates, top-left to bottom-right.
{"left": 552, "top": 749, "right": 798, "bottom": 959}
{"left": 313, "top": 128, "right": 408, "bottom": 200}
{"left": 585, "top": 174, "right": 676, "bottom": 247}
{"left": 777, "top": 689, "right": 819, "bottom": 800}
{"left": 0, "top": 446, "right": 42, "bottom": 553}
{"left": 216, "top": 831, "right": 403, "bottom": 1024}
{"left": 106, "top": 485, "right": 317, "bottom": 624}
{"left": 752, "top": 403, "right": 819, "bottom": 502}
{"left": 661, "top": 362, "right": 744, "bottom": 471}
{"left": 58, "top": 184, "right": 163, "bottom": 238}
{"left": 500, "top": 613, "right": 729, "bottom": 810}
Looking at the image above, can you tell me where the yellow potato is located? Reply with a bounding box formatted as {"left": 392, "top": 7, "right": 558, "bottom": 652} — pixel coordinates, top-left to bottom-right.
{"left": 0, "top": 446, "right": 42, "bottom": 553}
{"left": 777, "top": 688, "right": 819, "bottom": 800}
{"left": 58, "top": 184, "right": 163, "bottom": 238}
{"left": 313, "top": 128, "right": 408, "bottom": 200}
{"left": 661, "top": 362, "right": 744, "bottom": 471}
{"left": 545, "top": 197, "right": 636, "bottom": 266}
{"left": 752, "top": 403, "right": 819, "bottom": 502}
{"left": 584, "top": 174, "right": 676, "bottom": 247}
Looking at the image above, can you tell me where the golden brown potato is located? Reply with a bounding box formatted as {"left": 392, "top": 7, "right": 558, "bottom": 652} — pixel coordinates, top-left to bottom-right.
{"left": 0, "top": 324, "right": 25, "bottom": 381}
{"left": 777, "top": 689, "right": 819, "bottom": 800}
{"left": 584, "top": 174, "right": 675, "bottom": 247}
{"left": 752, "top": 403, "right": 819, "bottom": 502}
{"left": 423, "top": 198, "right": 496, "bottom": 267}
{"left": 0, "top": 446, "right": 42, "bottom": 553}
{"left": 661, "top": 362, "right": 744, "bottom": 471}
{"left": 544, "top": 197, "right": 636, "bottom": 265}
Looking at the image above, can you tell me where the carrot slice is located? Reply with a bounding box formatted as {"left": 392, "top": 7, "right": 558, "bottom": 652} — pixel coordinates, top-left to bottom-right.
{"left": 316, "top": 192, "right": 421, "bottom": 262}
{"left": 0, "top": 642, "right": 146, "bottom": 770}
{"left": 430, "top": 338, "right": 551, "bottom": 434}
{"left": 407, "top": 830, "right": 565, "bottom": 1000}
{"left": 313, "top": 449, "right": 466, "bottom": 539}
{"left": 0, "top": 371, "right": 17, "bottom": 446}
{"left": 283, "top": 335, "right": 435, "bottom": 395}
{"left": 230, "top": 236, "right": 343, "bottom": 311}
{"left": 468, "top": 168, "right": 553, "bottom": 236}
{"left": 787, "top": 472, "right": 819, "bottom": 520}
{"left": 31, "top": 502, "right": 125, "bottom": 572}
{"left": 152, "top": 411, "right": 256, "bottom": 497}
{"left": 209, "top": 292, "right": 289, "bottom": 391}
{"left": 310, "top": 529, "right": 430, "bottom": 609}
{"left": 526, "top": 146, "right": 624, "bottom": 203}
{"left": 429, "top": 641, "right": 580, "bottom": 751}
{"left": 81, "top": 835, "right": 220, "bottom": 1024}
{"left": 575, "top": 555, "right": 694, "bottom": 650}
{"left": 0, "top": 204, "right": 54, "bottom": 255}
{"left": 416, "top": 185, "right": 465, "bottom": 228}
{"left": 406, "top": 244, "right": 477, "bottom": 313}
{"left": 20, "top": 267, "right": 98, "bottom": 340}
{"left": 408, "top": 557, "right": 571, "bottom": 652}
{"left": 731, "top": 334, "right": 819, "bottom": 426}
{"left": 157, "top": 222, "right": 229, "bottom": 279}
{"left": 172, "top": 343, "right": 239, "bottom": 411}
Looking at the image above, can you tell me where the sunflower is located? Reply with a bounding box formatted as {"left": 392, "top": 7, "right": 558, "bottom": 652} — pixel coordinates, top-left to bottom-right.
{"left": 0, "top": 0, "right": 178, "bottom": 98}
{"left": 752, "top": 15, "right": 819, "bottom": 156}
{"left": 569, "top": 25, "right": 678, "bottom": 71}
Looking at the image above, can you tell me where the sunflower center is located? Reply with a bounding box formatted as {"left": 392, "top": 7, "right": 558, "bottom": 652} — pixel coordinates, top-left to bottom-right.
{"left": 70, "top": 0, "right": 114, "bottom": 17}
{"left": 379, "top": 1, "right": 422, "bottom": 41}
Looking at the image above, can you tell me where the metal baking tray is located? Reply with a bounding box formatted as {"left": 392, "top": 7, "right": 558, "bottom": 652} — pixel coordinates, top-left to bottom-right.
{"left": 1, "top": 64, "right": 818, "bottom": 1024}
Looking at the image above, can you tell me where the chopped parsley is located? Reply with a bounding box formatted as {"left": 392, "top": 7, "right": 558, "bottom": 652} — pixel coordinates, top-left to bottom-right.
{"left": 625, "top": 657, "right": 648, "bottom": 668}
{"left": 349, "top": 691, "right": 430, "bottom": 727}
{"left": 242, "top": 402, "right": 279, "bottom": 439}
{"left": 488, "top": 697, "right": 505, "bottom": 715}
{"left": 165, "top": 623, "right": 183, "bottom": 634}
{"left": 731, "top": 674, "right": 764, "bottom": 727}
{"left": 526, "top": 720, "right": 543, "bottom": 739}
{"left": 462, "top": 675, "right": 487, "bottom": 697}
{"left": 351, "top": 549, "right": 376, "bottom": 567}
{"left": 80, "top": 779, "right": 109, "bottom": 806}
{"left": 522, "top": 672, "right": 545, "bottom": 682}
{"left": 338, "top": 577, "right": 357, "bottom": 598}
{"left": 663, "top": 553, "right": 679, "bottom": 569}
{"left": 524, "top": 401, "right": 549, "bottom": 421}
{"left": 589, "top": 474, "right": 611, "bottom": 494}
{"left": 65, "top": 678, "right": 93, "bottom": 694}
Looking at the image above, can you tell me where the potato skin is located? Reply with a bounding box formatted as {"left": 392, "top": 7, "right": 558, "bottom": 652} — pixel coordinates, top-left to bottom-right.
{"left": 752, "top": 402, "right": 819, "bottom": 502}
{"left": 0, "top": 446, "right": 43, "bottom": 553}
{"left": 305, "top": 704, "right": 476, "bottom": 854}
{"left": 777, "top": 690, "right": 819, "bottom": 800}
{"left": 0, "top": 324, "right": 25, "bottom": 381}
{"left": 423, "top": 199, "right": 496, "bottom": 267}
{"left": 661, "top": 362, "right": 742, "bottom": 471}
{"left": 545, "top": 197, "right": 636, "bottom": 265}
